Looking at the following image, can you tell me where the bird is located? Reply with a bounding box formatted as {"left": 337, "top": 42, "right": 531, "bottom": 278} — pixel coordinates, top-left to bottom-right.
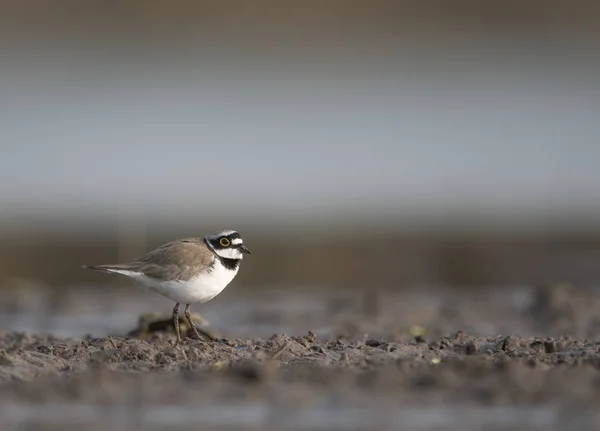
{"left": 83, "top": 229, "right": 251, "bottom": 343}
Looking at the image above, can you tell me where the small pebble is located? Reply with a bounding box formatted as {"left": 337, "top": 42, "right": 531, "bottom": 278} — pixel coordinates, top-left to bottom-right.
{"left": 464, "top": 342, "right": 477, "bottom": 355}
{"left": 544, "top": 340, "right": 557, "bottom": 354}
{"left": 365, "top": 339, "right": 381, "bottom": 347}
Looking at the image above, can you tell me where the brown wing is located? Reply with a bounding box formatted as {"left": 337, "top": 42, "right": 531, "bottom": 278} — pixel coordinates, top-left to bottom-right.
{"left": 84, "top": 237, "right": 216, "bottom": 281}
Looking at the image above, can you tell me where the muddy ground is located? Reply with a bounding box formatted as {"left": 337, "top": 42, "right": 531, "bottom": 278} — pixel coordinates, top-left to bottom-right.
{"left": 1, "top": 283, "right": 600, "bottom": 430}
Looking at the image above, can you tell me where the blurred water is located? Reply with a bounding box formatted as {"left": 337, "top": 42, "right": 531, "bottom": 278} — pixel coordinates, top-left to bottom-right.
{"left": 1, "top": 25, "right": 599, "bottom": 229}
{"left": 2, "top": 68, "right": 599, "bottom": 226}
{"left": 0, "top": 295, "right": 331, "bottom": 339}
{"left": 1, "top": 283, "right": 591, "bottom": 340}
{"left": 0, "top": 403, "right": 594, "bottom": 430}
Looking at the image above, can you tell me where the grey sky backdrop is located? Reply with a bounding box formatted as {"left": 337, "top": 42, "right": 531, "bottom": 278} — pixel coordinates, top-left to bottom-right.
{"left": 1, "top": 2, "right": 599, "bottom": 231}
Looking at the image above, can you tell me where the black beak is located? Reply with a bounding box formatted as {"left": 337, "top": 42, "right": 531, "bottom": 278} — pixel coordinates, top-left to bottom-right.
{"left": 239, "top": 244, "right": 252, "bottom": 255}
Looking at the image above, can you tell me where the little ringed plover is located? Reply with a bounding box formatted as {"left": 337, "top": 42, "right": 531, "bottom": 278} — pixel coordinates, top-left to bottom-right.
{"left": 83, "top": 229, "right": 251, "bottom": 343}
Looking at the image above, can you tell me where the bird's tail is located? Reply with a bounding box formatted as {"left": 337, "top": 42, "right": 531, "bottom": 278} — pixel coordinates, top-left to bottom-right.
{"left": 82, "top": 264, "right": 126, "bottom": 272}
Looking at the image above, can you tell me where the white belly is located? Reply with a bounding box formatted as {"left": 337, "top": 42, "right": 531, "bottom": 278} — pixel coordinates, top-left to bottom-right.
{"left": 110, "top": 264, "right": 239, "bottom": 304}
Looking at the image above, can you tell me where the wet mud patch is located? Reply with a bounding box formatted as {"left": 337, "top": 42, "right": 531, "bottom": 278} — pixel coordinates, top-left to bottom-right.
{"left": 2, "top": 284, "right": 600, "bottom": 428}
{"left": 1, "top": 330, "right": 600, "bottom": 408}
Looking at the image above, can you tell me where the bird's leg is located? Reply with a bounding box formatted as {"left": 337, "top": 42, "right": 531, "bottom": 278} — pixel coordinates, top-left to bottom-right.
{"left": 185, "top": 304, "right": 217, "bottom": 341}
{"left": 172, "top": 302, "right": 181, "bottom": 344}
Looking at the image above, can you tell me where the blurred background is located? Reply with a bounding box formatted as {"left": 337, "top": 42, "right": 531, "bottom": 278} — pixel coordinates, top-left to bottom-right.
{"left": 1, "top": 0, "right": 600, "bottom": 339}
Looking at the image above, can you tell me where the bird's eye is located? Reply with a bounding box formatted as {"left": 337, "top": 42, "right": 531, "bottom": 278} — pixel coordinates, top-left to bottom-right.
{"left": 220, "top": 238, "right": 231, "bottom": 247}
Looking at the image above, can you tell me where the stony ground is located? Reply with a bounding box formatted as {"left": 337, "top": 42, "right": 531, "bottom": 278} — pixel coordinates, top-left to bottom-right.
{"left": 1, "top": 329, "right": 600, "bottom": 406}
{"left": 1, "top": 283, "right": 600, "bottom": 430}
{"left": 0, "top": 333, "right": 600, "bottom": 404}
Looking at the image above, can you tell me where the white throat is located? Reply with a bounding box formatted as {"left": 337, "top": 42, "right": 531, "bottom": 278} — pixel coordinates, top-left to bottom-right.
{"left": 215, "top": 247, "right": 244, "bottom": 260}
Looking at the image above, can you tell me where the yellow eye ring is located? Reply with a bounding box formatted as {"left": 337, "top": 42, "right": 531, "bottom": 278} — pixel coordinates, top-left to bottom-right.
{"left": 219, "top": 238, "right": 231, "bottom": 247}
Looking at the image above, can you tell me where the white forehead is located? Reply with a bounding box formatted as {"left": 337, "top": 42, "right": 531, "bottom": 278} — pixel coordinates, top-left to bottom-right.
{"left": 207, "top": 229, "right": 238, "bottom": 239}
{"left": 217, "top": 229, "right": 237, "bottom": 236}
{"left": 231, "top": 238, "right": 243, "bottom": 245}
